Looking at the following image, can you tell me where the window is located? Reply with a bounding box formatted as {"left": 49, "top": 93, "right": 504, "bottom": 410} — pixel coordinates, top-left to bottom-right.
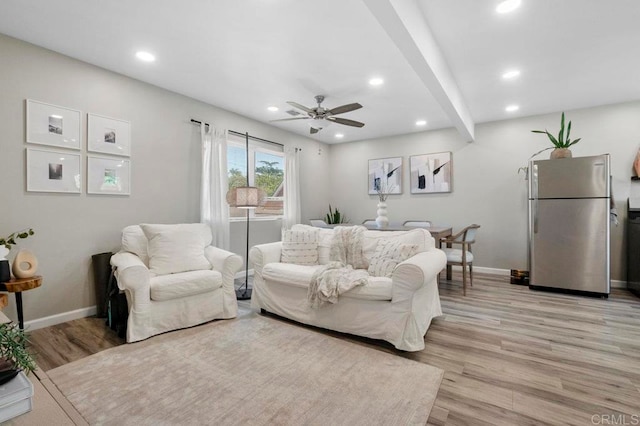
{"left": 227, "top": 139, "right": 284, "bottom": 219}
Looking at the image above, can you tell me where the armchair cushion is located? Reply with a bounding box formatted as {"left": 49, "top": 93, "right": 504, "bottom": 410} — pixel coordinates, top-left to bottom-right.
{"left": 150, "top": 270, "right": 222, "bottom": 301}
{"left": 141, "top": 223, "right": 212, "bottom": 275}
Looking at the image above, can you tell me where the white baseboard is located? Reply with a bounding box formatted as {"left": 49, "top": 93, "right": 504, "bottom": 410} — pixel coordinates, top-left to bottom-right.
{"left": 24, "top": 306, "right": 97, "bottom": 331}
{"left": 471, "top": 266, "right": 626, "bottom": 289}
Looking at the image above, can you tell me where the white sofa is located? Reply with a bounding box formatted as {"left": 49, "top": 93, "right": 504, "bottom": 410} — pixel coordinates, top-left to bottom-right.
{"left": 110, "top": 224, "right": 242, "bottom": 343}
{"left": 250, "top": 224, "right": 446, "bottom": 351}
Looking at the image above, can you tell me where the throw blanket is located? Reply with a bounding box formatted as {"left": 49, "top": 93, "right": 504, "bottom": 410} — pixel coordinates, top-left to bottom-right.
{"left": 308, "top": 226, "right": 369, "bottom": 308}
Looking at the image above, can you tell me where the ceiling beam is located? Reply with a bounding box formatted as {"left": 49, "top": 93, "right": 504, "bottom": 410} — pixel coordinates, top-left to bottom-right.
{"left": 364, "top": 0, "right": 475, "bottom": 142}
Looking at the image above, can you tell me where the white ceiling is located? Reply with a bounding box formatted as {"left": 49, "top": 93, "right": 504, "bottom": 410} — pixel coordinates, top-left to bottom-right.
{"left": 1, "top": 0, "right": 639, "bottom": 144}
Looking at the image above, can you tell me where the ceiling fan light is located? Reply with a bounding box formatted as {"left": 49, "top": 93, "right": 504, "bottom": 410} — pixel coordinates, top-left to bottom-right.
{"left": 369, "top": 77, "right": 384, "bottom": 86}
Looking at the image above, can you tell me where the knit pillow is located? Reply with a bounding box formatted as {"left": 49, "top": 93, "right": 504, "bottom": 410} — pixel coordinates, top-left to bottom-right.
{"left": 281, "top": 230, "right": 319, "bottom": 266}
{"left": 367, "top": 239, "right": 418, "bottom": 278}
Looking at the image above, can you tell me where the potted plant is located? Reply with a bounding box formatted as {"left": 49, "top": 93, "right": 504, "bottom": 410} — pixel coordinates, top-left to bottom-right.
{"left": 325, "top": 205, "right": 349, "bottom": 224}
{"left": 531, "top": 112, "right": 581, "bottom": 159}
{"left": 0, "top": 322, "right": 36, "bottom": 384}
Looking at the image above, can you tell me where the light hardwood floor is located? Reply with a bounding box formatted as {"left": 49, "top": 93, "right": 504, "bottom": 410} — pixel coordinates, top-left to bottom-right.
{"left": 28, "top": 273, "right": 640, "bottom": 425}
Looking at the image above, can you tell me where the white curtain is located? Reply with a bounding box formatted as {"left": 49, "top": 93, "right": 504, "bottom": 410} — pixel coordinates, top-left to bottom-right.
{"left": 200, "top": 124, "right": 230, "bottom": 250}
{"left": 282, "top": 147, "right": 301, "bottom": 231}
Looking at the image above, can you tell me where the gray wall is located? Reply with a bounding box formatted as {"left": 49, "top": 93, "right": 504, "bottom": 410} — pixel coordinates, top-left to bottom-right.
{"left": 0, "top": 34, "right": 331, "bottom": 323}
{"left": 329, "top": 101, "right": 640, "bottom": 281}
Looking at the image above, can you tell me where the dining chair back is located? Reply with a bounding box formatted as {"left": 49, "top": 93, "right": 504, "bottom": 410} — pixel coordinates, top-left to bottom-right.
{"left": 440, "top": 224, "right": 480, "bottom": 296}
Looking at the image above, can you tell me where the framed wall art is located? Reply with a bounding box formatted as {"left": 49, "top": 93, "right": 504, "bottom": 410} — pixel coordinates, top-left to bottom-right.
{"left": 26, "top": 99, "right": 81, "bottom": 150}
{"left": 26, "top": 148, "right": 81, "bottom": 193}
{"left": 368, "top": 157, "right": 402, "bottom": 195}
{"left": 87, "top": 113, "right": 131, "bottom": 156}
{"left": 87, "top": 155, "right": 131, "bottom": 195}
{"left": 410, "top": 151, "right": 452, "bottom": 194}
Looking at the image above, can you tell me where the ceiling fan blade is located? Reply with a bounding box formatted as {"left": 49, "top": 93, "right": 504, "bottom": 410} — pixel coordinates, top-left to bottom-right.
{"left": 327, "top": 117, "right": 365, "bottom": 128}
{"left": 286, "top": 101, "right": 314, "bottom": 114}
{"left": 310, "top": 127, "right": 320, "bottom": 135}
{"left": 269, "top": 117, "right": 310, "bottom": 122}
{"left": 328, "top": 103, "right": 362, "bottom": 115}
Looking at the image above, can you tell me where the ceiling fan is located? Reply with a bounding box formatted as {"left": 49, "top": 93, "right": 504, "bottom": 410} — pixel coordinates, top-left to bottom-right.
{"left": 271, "top": 95, "right": 365, "bottom": 134}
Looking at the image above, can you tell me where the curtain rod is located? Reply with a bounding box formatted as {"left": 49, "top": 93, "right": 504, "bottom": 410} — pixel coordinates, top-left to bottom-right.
{"left": 190, "top": 119, "right": 284, "bottom": 148}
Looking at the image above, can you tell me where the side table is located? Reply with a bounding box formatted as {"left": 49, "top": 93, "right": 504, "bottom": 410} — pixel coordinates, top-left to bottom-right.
{"left": 0, "top": 276, "right": 42, "bottom": 329}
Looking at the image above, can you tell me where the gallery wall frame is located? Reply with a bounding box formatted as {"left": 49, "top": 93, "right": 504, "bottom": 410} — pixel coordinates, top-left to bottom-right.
{"left": 26, "top": 148, "right": 81, "bottom": 193}
{"left": 368, "top": 157, "right": 403, "bottom": 195}
{"left": 87, "top": 113, "right": 131, "bottom": 157}
{"left": 409, "top": 151, "right": 452, "bottom": 194}
{"left": 26, "top": 99, "right": 81, "bottom": 150}
{"left": 87, "top": 155, "right": 131, "bottom": 195}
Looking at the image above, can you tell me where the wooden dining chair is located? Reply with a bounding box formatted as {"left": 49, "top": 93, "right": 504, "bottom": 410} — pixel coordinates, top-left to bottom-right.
{"left": 403, "top": 220, "right": 432, "bottom": 228}
{"left": 439, "top": 224, "right": 480, "bottom": 296}
{"left": 362, "top": 219, "right": 377, "bottom": 226}
{"left": 309, "top": 219, "right": 328, "bottom": 227}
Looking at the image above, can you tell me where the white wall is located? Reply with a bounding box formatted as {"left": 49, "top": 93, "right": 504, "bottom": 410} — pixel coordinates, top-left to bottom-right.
{"left": 0, "top": 34, "right": 332, "bottom": 323}
{"left": 330, "top": 101, "right": 640, "bottom": 280}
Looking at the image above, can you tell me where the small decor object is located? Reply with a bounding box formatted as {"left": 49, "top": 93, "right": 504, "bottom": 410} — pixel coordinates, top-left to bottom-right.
{"left": 368, "top": 157, "right": 402, "bottom": 195}
{"left": 531, "top": 112, "right": 581, "bottom": 159}
{"left": 87, "top": 155, "right": 131, "bottom": 195}
{"left": 26, "top": 148, "right": 81, "bottom": 193}
{"left": 375, "top": 201, "right": 389, "bottom": 228}
{"left": 88, "top": 113, "right": 131, "bottom": 157}
{"left": 11, "top": 251, "right": 38, "bottom": 279}
{"left": 410, "top": 152, "right": 452, "bottom": 194}
{"left": 325, "top": 205, "right": 348, "bottom": 224}
{"left": 26, "top": 99, "right": 81, "bottom": 150}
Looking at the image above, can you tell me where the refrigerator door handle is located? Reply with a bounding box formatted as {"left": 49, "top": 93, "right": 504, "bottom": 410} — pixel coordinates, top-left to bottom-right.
{"left": 532, "top": 164, "right": 539, "bottom": 234}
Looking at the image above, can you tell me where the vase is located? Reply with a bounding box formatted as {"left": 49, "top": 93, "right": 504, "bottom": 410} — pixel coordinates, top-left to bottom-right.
{"left": 550, "top": 148, "right": 572, "bottom": 159}
{"left": 375, "top": 202, "right": 389, "bottom": 228}
{"left": 12, "top": 250, "right": 38, "bottom": 279}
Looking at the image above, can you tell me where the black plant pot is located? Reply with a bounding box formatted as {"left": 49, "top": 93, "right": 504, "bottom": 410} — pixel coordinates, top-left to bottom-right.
{"left": 0, "top": 260, "right": 9, "bottom": 282}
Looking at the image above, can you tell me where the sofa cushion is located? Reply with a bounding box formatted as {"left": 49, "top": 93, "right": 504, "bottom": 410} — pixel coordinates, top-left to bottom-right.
{"left": 362, "top": 228, "right": 432, "bottom": 261}
{"left": 368, "top": 240, "right": 418, "bottom": 278}
{"left": 150, "top": 269, "right": 222, "bottom": 301}
{"left": 141, "top": 223, "right": 212, "bottom": 275}
{"left": 292, "top": 224, "right": 334, "bottom": 265}
{"left": 262, "top": 263, "right": 392, "bottom": 301}
{"left": 281, "top": 229, "right": 319, "bottom": 265}
{"left": 121, "top": 225, "right": 149, "bottom": 266}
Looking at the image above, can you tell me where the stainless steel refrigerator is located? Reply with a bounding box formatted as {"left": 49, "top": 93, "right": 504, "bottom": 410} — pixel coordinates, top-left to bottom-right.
{"left": 528, "top": 154, "right": 610, "bottom": 296}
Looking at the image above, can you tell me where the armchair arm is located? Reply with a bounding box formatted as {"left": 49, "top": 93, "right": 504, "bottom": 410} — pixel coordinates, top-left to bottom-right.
{"left": 204, "top": 246, "right": 243, "bottom": 290}
{"left": 392, "top": 250, "right": 446, "bottom": 297}
{"left": 110, "top": 251, "right": 146, "bottom": 271}
{"left": 249, "top": 242, "right": 282, "bottom": 275}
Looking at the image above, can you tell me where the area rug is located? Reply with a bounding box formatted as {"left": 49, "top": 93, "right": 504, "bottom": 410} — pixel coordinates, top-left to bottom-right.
{"left": 47, "top": 314, "right": 443, "bottom": 425}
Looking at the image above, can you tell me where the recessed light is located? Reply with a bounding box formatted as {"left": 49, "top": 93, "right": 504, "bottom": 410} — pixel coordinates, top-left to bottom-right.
{"left": 135, "top": 51, "right": 156, "bottom": 62}
{"left": 335, "top": 133, "right": 344, "bottom": 139}
{"left": 267, "top": 106, "right": 279, "bottom": 112}
{"left": 415, "top": 120, "right": 427, "bottom": 126}
{"left": 502, "top": 69, "right": 521, "bottom": 80}
{"left": 505, "top": 104, "right": 520, "bottom": 112}
{"left": 369, "top": 77, "right": 384, "bottom": 86}
{"left": 496, "top": 0, "right": 521, "bottom": 14}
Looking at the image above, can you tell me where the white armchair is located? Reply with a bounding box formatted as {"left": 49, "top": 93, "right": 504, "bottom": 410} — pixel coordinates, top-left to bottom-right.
{"left": 110, "top": 224, "right": 242, "bottom": 342}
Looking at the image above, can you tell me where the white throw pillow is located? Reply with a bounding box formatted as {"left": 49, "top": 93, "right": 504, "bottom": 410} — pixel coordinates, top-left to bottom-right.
{"left": 121, "top": 225, "right": 149, "bottom": 266}
{"left": 140, "top": 223, "right": 212, "bottom": 275}
{"left": 281, "top": 230, "right": 319, "bottom": 266}
{"left": 367, "top": 239, "right": 418, "bottom": 278}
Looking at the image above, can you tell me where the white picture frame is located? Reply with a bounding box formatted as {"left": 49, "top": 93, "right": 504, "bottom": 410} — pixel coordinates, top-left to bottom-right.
{"left": 410, "top": 151, "right": 452, "bottom": 194}
{"left": 26, "top": 99, "right": 81, "bottom": 150}
{"left": 87, "top": 155, "right": 131, "bottom": 195}
{"left": 26, "top": 148, "right": 81, "bottom": 193}
{"left": 368, "top": 157, "right": 402, "bottom": 195}
{"left": 87, "top": 113, "right": 131, "bottom": 157}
